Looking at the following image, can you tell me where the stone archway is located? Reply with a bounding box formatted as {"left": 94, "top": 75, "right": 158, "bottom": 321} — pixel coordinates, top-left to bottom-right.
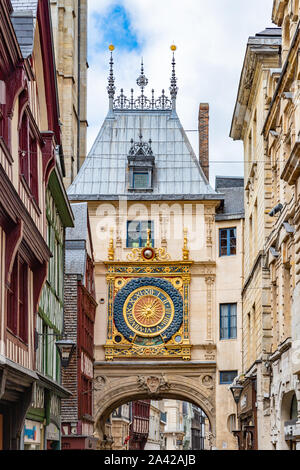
{"left": 93, "top": 361, "right": 216, "bottom": 449}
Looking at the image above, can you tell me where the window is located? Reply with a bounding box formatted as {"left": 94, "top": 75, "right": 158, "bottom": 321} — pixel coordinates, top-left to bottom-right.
{"left": 7, "top": 254, "right": 28, "bottom": 343}
{"left": 227, "top": 414, "right": 236, "bottom": 433}
{"left": 220, "top": 371, "right": 238, "bottom": 385}
{"left": 133, "top": 172, "right": 149, "bottom": 189}
{"left": 81, "top": 376, "right": 92, "bottom": 417}
{"left": 220, "top": 304, "right": 237, "bottom": 340}
{"left": 127, "top": 221, "right": 154, "bottom": 248}
{"left": 219, "top": 227, "right": 236, "bottom": 256}
{"left": 290, "top": 394, "right": 298, "bottom": 421}
{"left": 19, "top": 109, "right": 39, "bottom": 204}
{"left": 19, "top": 258, "right": 28, "bottom": 343}
{"left": 19, "top": 113, "right": 29, "bottom": 181}
{"left": 7, "top": 259, "right": 18, "bottom": 333}
{"left": 29, "top": 133, "right": 38, "bottom": 203}
{"left": 127, "top": 136, "right": 155, "bottom": 192}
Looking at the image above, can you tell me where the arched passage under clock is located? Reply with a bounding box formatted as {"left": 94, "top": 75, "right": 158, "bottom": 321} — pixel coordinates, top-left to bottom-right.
{"left": 93, "top": 362, "right": 216, "bottom": 449}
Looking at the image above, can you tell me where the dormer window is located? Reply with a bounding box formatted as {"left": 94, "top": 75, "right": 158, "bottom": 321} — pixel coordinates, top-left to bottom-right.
{"left": 127, "top": 134, "right": 155, "bottom": 192}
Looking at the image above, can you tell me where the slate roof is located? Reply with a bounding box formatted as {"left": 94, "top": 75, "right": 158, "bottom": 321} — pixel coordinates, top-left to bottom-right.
{"left": 215, "top": 176, "right": 244, "bottom": 190}
{"left": 65, "top": 203, "right": 89, "bottom": 278}
{"left": 10, "top": 0, "right": 38, "bottom": 58}
{"left": 255, "top": 28, "right": 282, "bottom": 38}
{"left": 68, "top": 109, "right": 220, "bottom": 201}
{"left": 215, "top": 176, "right": 244, "bottom": 221}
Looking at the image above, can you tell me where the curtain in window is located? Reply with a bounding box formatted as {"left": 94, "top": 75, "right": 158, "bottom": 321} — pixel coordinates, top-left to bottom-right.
{"left": 220, "top": 304, "right": 237, "bottom": 339}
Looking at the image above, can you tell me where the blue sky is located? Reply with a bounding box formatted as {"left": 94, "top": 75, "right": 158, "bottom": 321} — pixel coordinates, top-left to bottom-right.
{"left": 87, "top": 0, "right": 274, "bottom": 186}
{"left": 90, "top": 4, "right": 141, "bottom": 56}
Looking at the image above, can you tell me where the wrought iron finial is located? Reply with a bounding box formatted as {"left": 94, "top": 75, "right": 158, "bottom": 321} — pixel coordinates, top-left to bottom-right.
{"left": 170, "top": 44, "right": 178, "bottom": 113}
{"left": 135, "top": 58, "right": 149, "bottom": 109}
{"left": 136, "top": 58, "right": 149, "bottom": 90}
{"left": 113, "top": 53, "right": 174, "bottom": 111}
{"left": 107, "top": 45, "right": 116, "bottom": 115}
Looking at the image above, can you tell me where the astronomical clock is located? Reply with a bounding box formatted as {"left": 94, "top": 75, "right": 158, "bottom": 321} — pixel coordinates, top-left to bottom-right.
{"left": 104, "top": 230, "right": 192, "bottom": 360}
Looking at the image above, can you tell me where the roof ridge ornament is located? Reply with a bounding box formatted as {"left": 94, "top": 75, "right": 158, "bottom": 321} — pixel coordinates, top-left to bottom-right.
{"left": 110, "top": 46, "right": 178, "bottom": 112}
{"left": 107, "top": 44, "right": 116, "bottom": 118}
{"left": 169, "top": 44, "right": 178, "bottom": 116}
{"left": 128, "top": 134, "right": 154, "bottom": 158}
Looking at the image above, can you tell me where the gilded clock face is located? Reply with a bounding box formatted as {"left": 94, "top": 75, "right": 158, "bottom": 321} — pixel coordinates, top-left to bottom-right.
{"left": 113, "top": 277, "right": 183, "bottom": 343}
{"left": 123, "top": 286, "right": 174, "bottom": 337}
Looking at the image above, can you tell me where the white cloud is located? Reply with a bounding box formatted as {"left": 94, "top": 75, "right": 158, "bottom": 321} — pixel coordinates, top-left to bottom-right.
{"left": 86, "top": 0, "right": 274, "bottom": 186}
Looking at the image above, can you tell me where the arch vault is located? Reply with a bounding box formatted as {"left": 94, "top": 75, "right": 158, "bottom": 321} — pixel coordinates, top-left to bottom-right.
{"left": 93, "top": 361, "right": 216, "bottom": 449}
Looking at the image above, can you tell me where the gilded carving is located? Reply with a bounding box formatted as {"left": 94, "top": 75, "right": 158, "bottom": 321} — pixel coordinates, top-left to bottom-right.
{"left": 182, "top": 227, "right": 189, "bottom": 261}
{"left": 127, "top": 246, "right": 171, "bottom": 262}
{"left": 108, "top": 228, "right": 115, "bottom": 261}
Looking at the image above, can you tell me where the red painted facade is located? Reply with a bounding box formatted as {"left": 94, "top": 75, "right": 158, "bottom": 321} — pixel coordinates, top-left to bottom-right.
{"left": 78, "top": 261, "right": 96, "bottom": 421}
{"left": 129, "top": 400, "right": 150, "bottom": 450}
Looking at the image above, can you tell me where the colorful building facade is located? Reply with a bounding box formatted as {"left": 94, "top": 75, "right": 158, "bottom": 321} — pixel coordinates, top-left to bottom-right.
{"left": 0, "top": 0, "right": 72, "bottom": 450}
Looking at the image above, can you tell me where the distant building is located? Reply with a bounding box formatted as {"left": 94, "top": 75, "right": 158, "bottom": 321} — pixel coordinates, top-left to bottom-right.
{"left": 163, "top": 400, "right": 185, "bottom": 450}
{"left": 191, "top": 405, "right": 207, "bottom": 450}
{"left": 129, "top": 400, "right": 150, "bottom": 450}
{"left": 111, "top": 404, "right": 131, "bottom": 450}
{"left": 144, "top": 400, "right": 165, "bottom": 450}
{"left": 182, "top": 402, "right": 192, "bottom": 450}
{"left": 61, "top": 203, "right": 97, "bottom": 450}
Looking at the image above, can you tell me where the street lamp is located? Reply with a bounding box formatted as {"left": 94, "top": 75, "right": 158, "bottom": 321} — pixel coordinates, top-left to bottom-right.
{"left": 34, "top": 330, "right": 76, "bottom": 368}
{"left": 229, "top": 383, "right": 243, "bottom": 449}
{"left": 229, "top": 384, "right": 243, "bottom": 405}
{"left": 55, "top": 338, "right": 76, "bottom": 368}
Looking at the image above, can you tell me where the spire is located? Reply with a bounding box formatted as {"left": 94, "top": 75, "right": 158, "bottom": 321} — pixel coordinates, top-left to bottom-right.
{"left": 169, "top": 44, "right": 178, "bottom": 116}
{"left": 107, "top": 44, "right": 116, "bottom": 116}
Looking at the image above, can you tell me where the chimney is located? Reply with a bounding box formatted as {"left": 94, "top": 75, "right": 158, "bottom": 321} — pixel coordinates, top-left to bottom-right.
{"left": 198, "top": 103, "right": 209, "bottom": 181}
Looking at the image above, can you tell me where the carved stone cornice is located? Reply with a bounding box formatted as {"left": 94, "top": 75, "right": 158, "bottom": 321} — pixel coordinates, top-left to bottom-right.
{"left": 230, "top": 33, "right": 281, "bottom": 141}
{"left": 281, "top": 139, "right": 300, "bottom": 185}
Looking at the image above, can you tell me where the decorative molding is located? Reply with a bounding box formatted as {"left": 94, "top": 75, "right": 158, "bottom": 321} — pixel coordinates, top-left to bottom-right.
{"left": 108, "top": 228, "right": 115, "bottom": 261}
{"left": 182, "top": 227, "right": 189, "bottom": 261}
{"left": 137, "top": 374, "right": 171, "bottom": 395}
{"left": 205, "top": 276, "right": 215, "bottom": 342}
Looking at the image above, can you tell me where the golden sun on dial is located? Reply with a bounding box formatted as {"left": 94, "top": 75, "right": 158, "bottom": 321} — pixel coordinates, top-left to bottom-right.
{"left": 133, "top": 295, "right": 164, "bottom": 327}
{"left": 123, "top": 286, "right": 175, "bottom": 338}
